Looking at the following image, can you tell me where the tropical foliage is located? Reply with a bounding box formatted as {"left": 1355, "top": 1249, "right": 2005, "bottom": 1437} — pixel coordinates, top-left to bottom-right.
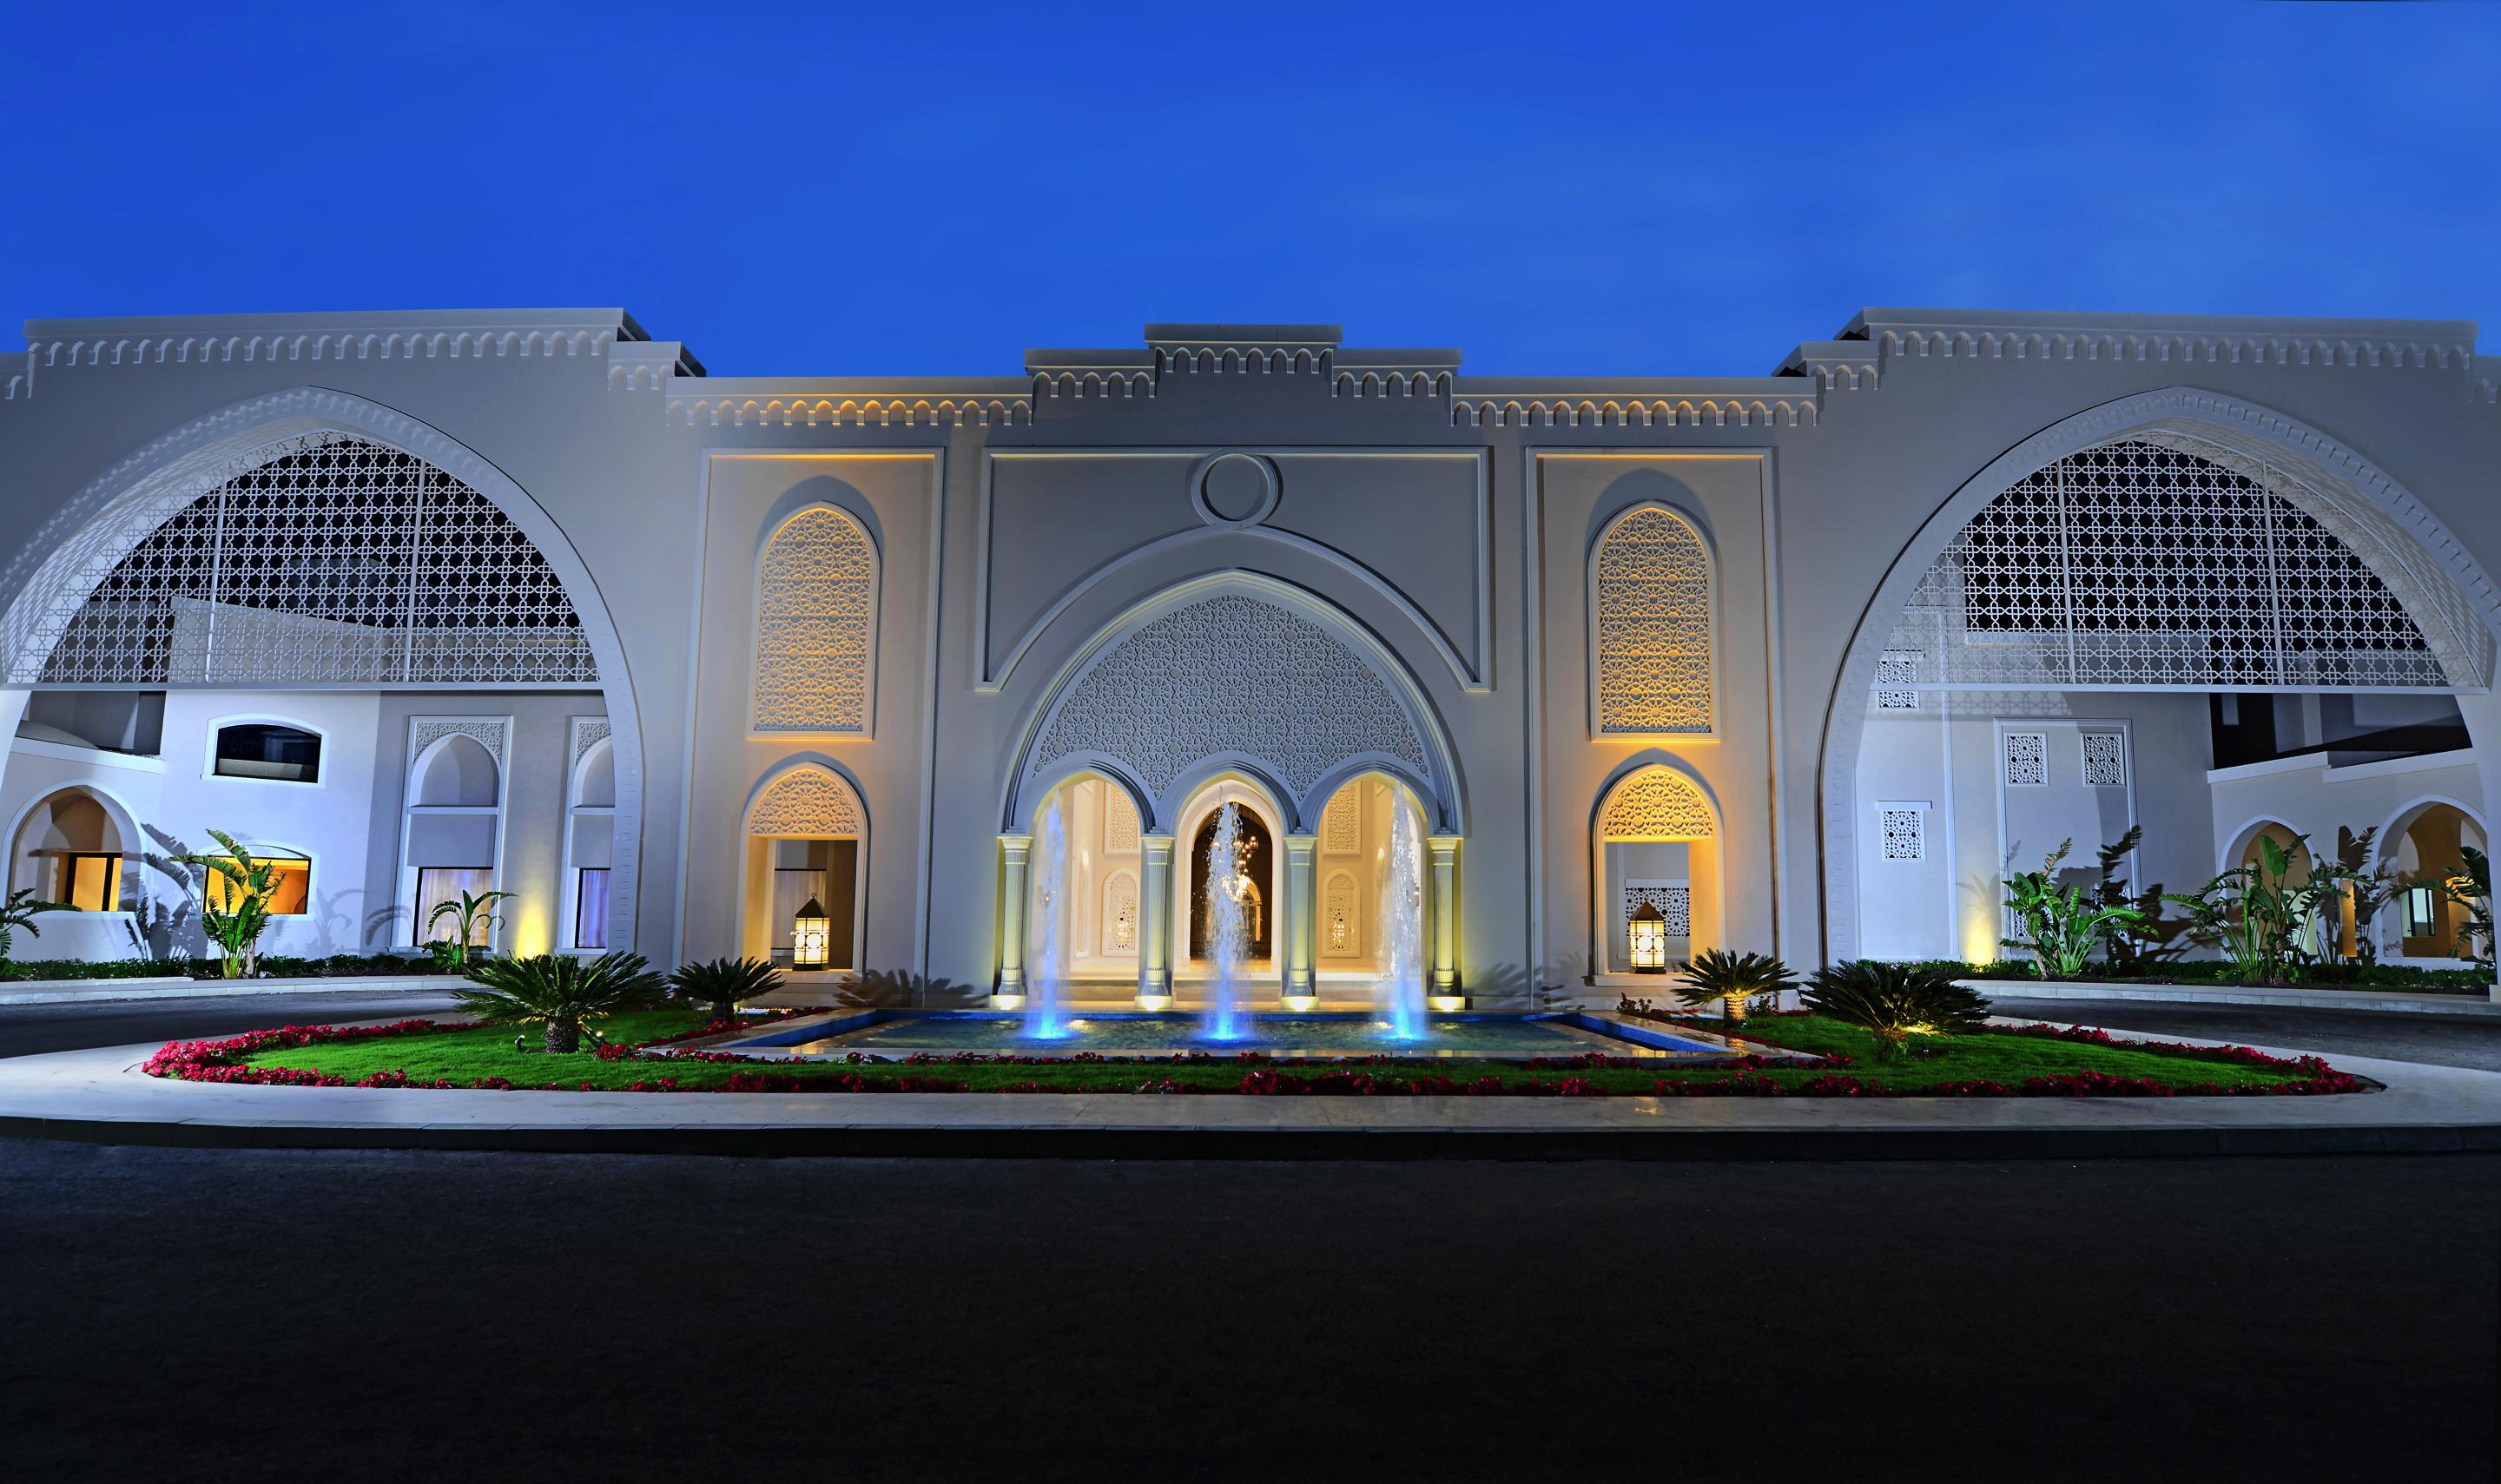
{"left": 0, "top": 887, "right": 69, "bottom": 965}
{"left": 2445, "top": 845, "right": 2494, "bottom": 976}
{"left": 2001, "top": 838, "right": 2148, "bottom": 979}
{"left": 1802, "top": 960, "right": 1991, "bottom": 1058}
{"left": 450, "top": 951, "right": 664, "bottom": 1053}
{"left": 173, "top": 830, "right": 283, "bottom": 978}
{"left": 2161, "top": 832, "right": 2345, "bottom": 986}
{"left": 1670, "top": 948, "right": 1797, "bottom": 1021}
{"left": 667, "top": 956, "right": 783, "bottom": 1025}
{"left": 425, "top": 888, "right": 514, "bottom": 966}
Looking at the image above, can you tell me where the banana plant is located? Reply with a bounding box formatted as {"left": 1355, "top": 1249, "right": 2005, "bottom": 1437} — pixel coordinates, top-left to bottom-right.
{"left": 0, "top": 887, "right": 70, "bottom": 966}
{"left": 2002, "top": 839, "right": 2148, "bottom": 979}
{"left": 2162, "top": 832, "right": 2348, "bottom": 986}
{"left": 2444, "top": 845, "right": 2494, "bottom": 975}
{"left": 173, "top": 829, "right": 282, "bottom": 978}
{"left": 426, "top": 888, "right": 515, "bottom": 967}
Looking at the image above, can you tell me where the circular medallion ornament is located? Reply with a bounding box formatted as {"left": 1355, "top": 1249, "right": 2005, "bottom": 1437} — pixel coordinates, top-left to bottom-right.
{"left": 1191, "top": 452, "right": 1279, "bottom": 526}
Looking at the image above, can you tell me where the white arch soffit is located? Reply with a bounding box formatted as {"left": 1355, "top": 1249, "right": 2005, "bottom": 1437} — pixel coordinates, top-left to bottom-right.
{"left": 979, "top": 523, "right": 1488, "bottom": 694}
{"left": 2368, "top": 795, "right": 2490, "bottom": 873}
{"left": 1020, "top": 758, "right": 1158, "bottom": 838}
{"left": 1001, "top": 571, "right": 1465, "bottom": 837}
{"left": 0, "top": 386, "right": 649, "bottom": 953}
{"left": 3, "top": 782, "right": 145, "bottom": 871}
{"left": 1818, "top": 386, "right": 2501, "bottom": 962}
{"left": 2215, "top": 815, "right": 2310, "bottom": 877}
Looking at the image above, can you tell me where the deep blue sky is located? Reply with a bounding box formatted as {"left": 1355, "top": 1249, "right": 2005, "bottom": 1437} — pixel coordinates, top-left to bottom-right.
{"left": 5, "top": 2, "right": 2494, "bottom": 377}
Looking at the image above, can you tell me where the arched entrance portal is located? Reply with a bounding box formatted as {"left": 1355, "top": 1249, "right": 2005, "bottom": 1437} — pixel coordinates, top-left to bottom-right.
{"left": 1826, "top": 390, "right": 2501, "bottom": 985}
{"left": 0, "top": 391, "right": 645, "bottom": 958}
{"left": 1188, "top": 800, "right": 1274, "bottom": 962}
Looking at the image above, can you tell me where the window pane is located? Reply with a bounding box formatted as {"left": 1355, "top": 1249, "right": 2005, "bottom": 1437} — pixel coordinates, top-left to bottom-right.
{"left": 203, "top": 854, "right": 311, "bottom": 916}
{"left": 214, "top": 724, "right": 321, "bottom": 783}
{"left": 51, "top": 854, "right": 121, "bottom": 912}
{"left": 414, "top": 866, "right": 494, "bottom": 943}
{"left": 574, "top": 868, "right": 610, "bottom": 949}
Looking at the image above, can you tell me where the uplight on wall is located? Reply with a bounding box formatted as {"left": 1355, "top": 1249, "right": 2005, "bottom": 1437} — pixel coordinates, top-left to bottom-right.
{"left": 792, "top": 897, "right": 831, "bottom": 970}
{"left": 1628, "top": 900, "right": 1670, "bottom": 974}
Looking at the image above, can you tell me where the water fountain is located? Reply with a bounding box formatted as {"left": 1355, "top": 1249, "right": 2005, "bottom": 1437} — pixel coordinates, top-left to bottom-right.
{"left": 1201, "top": 801, "right": 1247, "bottom": 1040}
{"left": 1024, "top": 803, "right": 1072, "bottom": 1039}
{"left": 1376, "top": 800, "right": 1426, "bottom": 1039}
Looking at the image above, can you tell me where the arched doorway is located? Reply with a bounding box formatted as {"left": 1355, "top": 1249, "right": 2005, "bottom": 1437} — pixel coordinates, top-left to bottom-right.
{"left": 1019, "top": 768, "right": 1148, "bottom": 995}
{"left": 2379, "top": 801, "right": 2488, "bottom": 961}
{"left": 1188, "top": 801, "right": 1274, "bottom": 961}
{"left": 1824, "top": 392, "right": 2501, "bottom": 973}
{"left": 1591, "top": 762, "right": 1720, "bottom": 979}
{"left": 0, "top": 391, "right": 646, "bottom": 958}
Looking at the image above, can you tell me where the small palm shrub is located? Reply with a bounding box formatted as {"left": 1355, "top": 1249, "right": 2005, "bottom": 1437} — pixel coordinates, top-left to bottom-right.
{"left": 1804, "top": 960, "right": 1991, "bottom": 1059}
{"left": 668, "top": 956, "right": 782, "bottom": 1025}
{"left": 452, "top": 951, "right": 663, "bottom": 1053}
{"left": 2002, "top": 839, "right": 2148, "bottom": 979}
{"left": 1672, "top": 949, "right": 1797, "bottom": 1022}
{"left": 426, "top": 888, "right": 515, "bottom": 966}
{"left": 0, "top": 887, "right": 69, "bottom": 966}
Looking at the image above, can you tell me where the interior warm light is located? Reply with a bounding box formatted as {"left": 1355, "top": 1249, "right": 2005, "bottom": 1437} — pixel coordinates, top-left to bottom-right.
{"left": 1428, "top": 993, "right": 1466, "bottom": 1013}
{"left": 791, "top": 897, "right": 830, "bottom": 969}
{"left": 1283, "top": 994, "right": 1318, "bottom": 1012}
{"left": 1134, "top": 993, "right": 1174, "bottom": 1012}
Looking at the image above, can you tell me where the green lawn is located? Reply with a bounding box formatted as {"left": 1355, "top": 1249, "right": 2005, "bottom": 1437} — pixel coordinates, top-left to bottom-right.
{"left": 221, "top": 1008, "right": 2338, "bottom": 1095}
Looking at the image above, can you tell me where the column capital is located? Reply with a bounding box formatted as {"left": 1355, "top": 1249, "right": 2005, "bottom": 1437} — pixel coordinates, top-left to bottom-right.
{"left": 1283, "top": 833, "right": 1317, "bottom": 855}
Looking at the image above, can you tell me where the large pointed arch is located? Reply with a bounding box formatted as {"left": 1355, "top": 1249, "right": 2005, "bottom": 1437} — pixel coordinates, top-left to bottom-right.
{"left": 0, "top": 386, "right": 650, "bottom": 953}
{"left": 1818, "top": 386, "right": 2501, "bottom": 961}
{"left": 1003, "top": 571, "right": 1463, "bottom": 836}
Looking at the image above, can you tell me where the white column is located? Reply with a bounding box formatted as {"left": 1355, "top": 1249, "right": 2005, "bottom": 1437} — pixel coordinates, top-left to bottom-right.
{"left": 993, "top": 833, "right": 1032, "bottom": 1008}
{"left": 1137, "top": 834, "right": 1176, "bottom": 1008}
{"left": 1427, "top": 834, "right": 1462, "bottom": 1001}
{"left": 1282, "top": 834, "right": 1317, "bottom": 1004}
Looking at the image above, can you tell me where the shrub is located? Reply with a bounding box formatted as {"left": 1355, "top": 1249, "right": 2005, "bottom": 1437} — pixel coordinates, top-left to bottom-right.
{"left": 0, "top": 887, "right": 71, "bottom": 966}
{"left": 2001, "top": 839, "right": 2147, "bottom": 979}
{"left": 1804, "top": 960, "right": 1991, "bottom": 1059}
{"left": 667, "top": 956, "right": 783, "bottom": 1025}
{"left": 451, "top": 952, "right": 664, "bottom": 1053}
{"left": 1671, "top": 949, "right": 1797, "bottom": 1022}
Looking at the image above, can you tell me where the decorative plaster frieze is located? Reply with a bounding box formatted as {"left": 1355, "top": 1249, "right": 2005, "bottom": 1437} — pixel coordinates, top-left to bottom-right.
{"left": 1332, "top": 370, "right": 1455, "bottom": 399}
{"left": 570, "top": 718, "right": 611, "bottom": 770}
{"left": 668, "top": 393, "right": 1028, "bottom": 427}
{"left": 0, "top": 354, "right": 24, "bottom": 400}
{"left": 410, "top": 717, "right": 509, "bottom": 768}
{"left": 1031, "top": 370, "right": 1155, "bottom": 400}
{"left": 27, "top": 326, "right": 619, "bottom": 369}
{"left": 1867, "top": 326, "right": 2472, "bottom": 370}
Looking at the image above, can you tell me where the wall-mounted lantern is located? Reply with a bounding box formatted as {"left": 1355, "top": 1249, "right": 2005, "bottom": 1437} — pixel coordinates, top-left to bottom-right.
{"left": 1628, "top": 900, "right": 1669, "bottom": 974}
{"left": 793, "top": 897, "right": 830, "bottom": 970}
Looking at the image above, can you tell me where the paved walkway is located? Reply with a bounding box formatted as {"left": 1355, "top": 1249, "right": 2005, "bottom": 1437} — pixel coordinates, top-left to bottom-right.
{"left": 4, "top": 1018, "right": 2499, "bottom": 1158}
{"left": 1993, "top": 996, "right": 2501, "bottom": 1072}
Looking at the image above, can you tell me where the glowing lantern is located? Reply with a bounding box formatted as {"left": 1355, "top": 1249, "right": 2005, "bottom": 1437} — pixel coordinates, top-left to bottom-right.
{"left": 792, "top": 897, "right": 831, "bottom": 970}
{"left": 1628, "top": 901, "right": 1670, "bottom": 974}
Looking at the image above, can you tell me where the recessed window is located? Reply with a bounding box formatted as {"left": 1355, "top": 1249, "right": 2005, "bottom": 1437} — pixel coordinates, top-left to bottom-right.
{"left": 214, "top": 723, "right": 321, "bottom": 783}
{"left": 204, "top": 851, "right": 311, "bottom": 915}
{"left": 574, "top": 867, "right": 610, "bottom": 950}
{"left": 47, "top": 852, "right": 122, "bottom": 912}
{"left": 2404, "top": 884, "right": 2443, "bottom": 940}
{"left": 415, "top": 867, "right": 496, "bottom": 944}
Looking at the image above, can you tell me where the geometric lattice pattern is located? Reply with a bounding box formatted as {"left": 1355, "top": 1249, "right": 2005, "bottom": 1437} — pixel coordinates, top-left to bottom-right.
{"left": 1594, "top": 506, "right": 1712, "bottom": 733}
{"left": 1879, "top": 807, "right": 1924, "bottom": 861}
{"left": 1872, "top": 650, "right": 1921, "bottom": 711}
{"left": 2003, "top": 732, "right": 2048, "bottom": 788}
{"left": 747, "top": 764, "right": 865, "bottom": 836}
{"left": 754, "top": 508, "right": 876, "bottom": 734}
{"left": 1886, "top": 441, "right": 2471, "bottom": 691}
{"left": 1623, "top": 885, "right": 1692, "bottom": 937}
{"left": 1323, "top": 872, "right": 1358, "bottom": 957}
{"left": 1597, "top": 767, "right": 1715, "bottom": 840}
{"left": 1321, "top": 790, "right": 1360, "bottom": 854}
{"left": 1104, "top": 790, "right": 1140, "bottom": 854}
{"left": 1103, "top": 872, "right": 1138, "bottom": 953}
{"left": 37, "top": 433, "right": 595, "bottom": 687}
{"left": 1029, "top": 594, "right": 1429, "bottom": 798}
{"left": 2081, "top": 731, "right": 2127, "bottom": 787}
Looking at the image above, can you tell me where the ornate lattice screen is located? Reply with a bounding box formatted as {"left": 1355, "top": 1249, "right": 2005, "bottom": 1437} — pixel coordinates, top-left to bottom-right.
{"left": 34, "top": 433, "right": 594, "bottom": 687}
{"left": 1882, "top": 441, "right": 2484, "bottom": 692}
{"left": 1594, "top": 506, "right": 1712, "bottom": 734}
{"left": 754, "top": 507, "right": 877, "bottom": 735}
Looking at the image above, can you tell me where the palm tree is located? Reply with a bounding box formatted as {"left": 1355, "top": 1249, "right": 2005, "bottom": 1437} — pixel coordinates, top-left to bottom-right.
{"left": 1804, "top": 960, "right": 1992, "bottom": 1059}
{"left": 426, "top": 888, "right": 515, "bottom": 966}
{"left": 1673, "top": 949, "right": 1798, "bottom": 1022}
{"left": 452, "top": 952, "right": 664, "bottom": 1053}
{"left": 0, "top": 887, "right": 69, "bottom": 966}
{"left": 667, "top": 956, "right": 782, "bottom": 1025}
{"left": 173, "top": 830, "right": 282, "bottom": 978}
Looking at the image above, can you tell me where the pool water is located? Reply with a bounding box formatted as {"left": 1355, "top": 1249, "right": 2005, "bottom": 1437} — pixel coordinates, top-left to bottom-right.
{"left": 728, "top": 1012, "right": 1725, "bottom": 1059}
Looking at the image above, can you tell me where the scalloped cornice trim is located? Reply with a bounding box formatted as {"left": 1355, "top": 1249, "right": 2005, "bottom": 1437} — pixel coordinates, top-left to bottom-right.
{"left": 668, "top": 393, "right": 1029, "bottom": 428}
{"left": 27, "top": 326, "right": 617, "bottom": 368}
{"left": 1871, "top": 326, "right": 2472, "bottom": 369}
{"left": 1451, "top": 395, "right": 1817, "bottom": 429}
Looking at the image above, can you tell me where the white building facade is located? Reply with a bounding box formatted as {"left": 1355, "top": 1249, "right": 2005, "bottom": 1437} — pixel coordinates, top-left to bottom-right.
{"left": 0, "top": 309, "right": 2493, "bottom": 999}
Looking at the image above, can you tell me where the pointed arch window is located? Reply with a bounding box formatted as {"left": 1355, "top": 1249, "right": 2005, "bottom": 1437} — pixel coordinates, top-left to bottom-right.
{"left": 1593, "top": 505, "right": 1713, "bottom": 735}
{"left": 754, "top": 507, "right": 879, "bottom": 735}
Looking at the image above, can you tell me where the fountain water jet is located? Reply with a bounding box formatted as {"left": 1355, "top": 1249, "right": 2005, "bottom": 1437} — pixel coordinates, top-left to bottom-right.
{"left": 1024, "top": 802, "right": 1072, "bottom": 1039}
{"left": 1201, "top": 801, "right": 1248, "bottom": 1040}
{"left": 1376, "top": 799, "right": 1426, "bottom": 1039}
